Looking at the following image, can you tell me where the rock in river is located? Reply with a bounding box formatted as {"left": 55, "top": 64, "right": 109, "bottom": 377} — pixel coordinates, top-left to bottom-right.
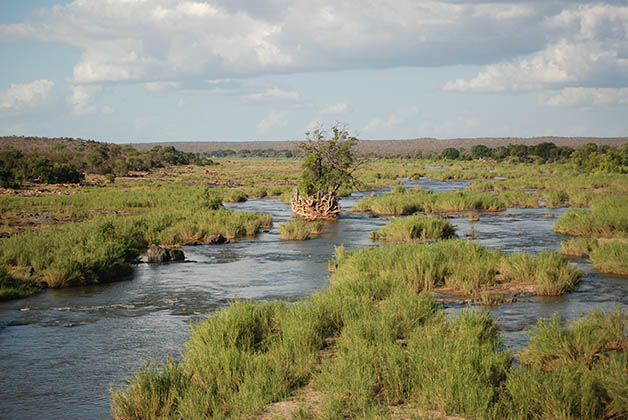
{"left": 147, "top": 246, "right": 185, "bottom": 263}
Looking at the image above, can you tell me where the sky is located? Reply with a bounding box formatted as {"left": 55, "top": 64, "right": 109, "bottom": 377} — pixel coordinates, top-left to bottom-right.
{"left": 0, "top": 0, "right": 627, "bottom": 143}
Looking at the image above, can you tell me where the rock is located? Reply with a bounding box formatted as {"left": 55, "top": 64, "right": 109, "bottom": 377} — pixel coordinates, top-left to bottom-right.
{"left": 169, "top": 248, "right": 185, "bottom": 261}
{"left": 206, "top": 234, "right": 228, "bottom": 245}
{"left": 147, "top": 246, "right": 185, "bottom": 263}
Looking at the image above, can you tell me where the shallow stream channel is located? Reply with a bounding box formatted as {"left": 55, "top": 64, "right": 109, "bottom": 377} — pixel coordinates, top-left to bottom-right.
{"left": 1, "top": 178, "right": 627, "bottom": 420}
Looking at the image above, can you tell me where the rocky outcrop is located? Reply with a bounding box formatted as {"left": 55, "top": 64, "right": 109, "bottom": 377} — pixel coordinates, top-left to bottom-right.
{"left": 147, "top": 246, "right": 185, "bottom": 263}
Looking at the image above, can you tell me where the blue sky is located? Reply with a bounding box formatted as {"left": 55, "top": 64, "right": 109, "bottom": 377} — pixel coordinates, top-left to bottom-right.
{"left": 1, "top": 1, "right": 627, "bottom": 143}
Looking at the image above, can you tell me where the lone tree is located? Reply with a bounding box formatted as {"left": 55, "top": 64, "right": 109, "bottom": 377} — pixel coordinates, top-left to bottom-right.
{"left": 290, "top": 124, "right": 362, "bottom": 220}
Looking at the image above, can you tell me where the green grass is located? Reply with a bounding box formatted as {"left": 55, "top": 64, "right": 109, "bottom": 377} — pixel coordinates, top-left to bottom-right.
{"left": 506, "top": 310, "right": 628, "bottom": 420}
{"left": 279, "top": 219, "right": 322, "bottom": 240}
{"left": 353, "top": 189, "right": 505, "bottom": 215}
{"left": 0, "top": 207, "right": 272, "bottom": 293}
{"left": 0, "top": 267, "right": 41, "bottom": 301}
{"left": 560, "top": 237, "right": 599, "bottom": 257}
{"left": 112, "top": 259, "right": 620, "bottom": 420}
{"left": 590, "top": 241, "right": 628, "bottom": 276}
{"left": 554, "top": 196, "right": 628, "bottom": 238}
{"left": 370, "top": 214, "right": 456, "bottom": 242}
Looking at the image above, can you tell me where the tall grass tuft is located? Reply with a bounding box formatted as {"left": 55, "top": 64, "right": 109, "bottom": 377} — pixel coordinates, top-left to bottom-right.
{"left": 590, "top": 241, "right": 628, "bottom": 276}
{"left": 560, "top": 237, "right": 598, "bottom": 257}
{"left": 371, "top": 214, "right": 456, "bottom": 242}
{"left": 534, "top": 251, "right": 582, "bottom": 296}
{"left": 279, "top": 219, "right": 312, "bottom": 240}
{"left": 506, "top": 310, "right": 628, "bottom": 420}
{"left": 554, "top": 195, "right": 628, "bottom": 238}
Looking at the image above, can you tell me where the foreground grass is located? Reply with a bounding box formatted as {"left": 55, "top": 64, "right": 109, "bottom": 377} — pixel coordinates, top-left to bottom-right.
{"left": 111, "top": 250, "right": 624, "bottom": 420}
{"left": 370, "top": 214, "right": 456, "bottom": 242}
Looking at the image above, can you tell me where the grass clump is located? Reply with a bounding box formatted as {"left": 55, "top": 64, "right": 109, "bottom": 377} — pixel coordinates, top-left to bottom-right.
{"left": 498, "top": 251, "right": 581, "bottom": 295}
{"left": 279, "top": 219, "right": 322, "bottom": 240}
{"left": 561, "top": 237, "right": 599, "bottom": 257}
{"left": 541, "top": 189, "right": 567, "bottom": 208}
{"left": 353, "top": 189, "right": 505, "bottom": 215}
{"left": 590, "top": 241, "right": 628, "bottom": 276}
{"left": 0, "top": 267, "right": 41, "bottom": 301}
{"left": 505, "top": 310, "right": 628, "bottom": 420}
{"left": 554, "top": 195, "right": 628, "bottom": 238}
{"left": 222, "top": 189, "right": 248, "bottom": 203}
{"left": 370, "top": 214, "right": 456, "bottom": 243}
{"left": 331, "top": 240, "right": 502, "bottom": 295}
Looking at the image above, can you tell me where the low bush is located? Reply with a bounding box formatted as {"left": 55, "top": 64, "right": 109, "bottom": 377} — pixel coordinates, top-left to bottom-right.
{"left": 279, "top": 219, "right": 313, "bottom": 240}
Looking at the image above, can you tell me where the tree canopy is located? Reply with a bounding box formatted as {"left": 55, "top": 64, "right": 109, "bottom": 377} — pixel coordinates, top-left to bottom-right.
{"left": 298, "top": 125, "right": 361, "bottom": 196}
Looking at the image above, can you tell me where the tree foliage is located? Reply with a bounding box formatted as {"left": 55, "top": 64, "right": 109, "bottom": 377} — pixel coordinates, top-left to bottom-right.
{"left": 297, "top": 125, "right": 361, "bottom": 196}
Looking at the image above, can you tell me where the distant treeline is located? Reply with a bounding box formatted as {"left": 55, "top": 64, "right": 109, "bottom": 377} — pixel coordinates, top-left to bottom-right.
{"left": 0, "top": 138, "right": 214, "bottom": 188}
{"left": 203, "top": 148, "right": 297, "bottom": 158}
{"left": 438, "top": 142, "right": 628, "bottom": 173}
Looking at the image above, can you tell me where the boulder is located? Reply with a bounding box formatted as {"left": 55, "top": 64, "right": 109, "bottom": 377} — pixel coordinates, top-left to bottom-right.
{"left": 147, "top": 246, "right": 185, "bottom": 263}
{"left": 206, "top": 234, "right": 228, "bottom": 245}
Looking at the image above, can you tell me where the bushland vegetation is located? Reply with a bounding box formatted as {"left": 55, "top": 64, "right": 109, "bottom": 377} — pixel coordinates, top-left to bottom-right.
{"left": 0, "top": 137, "right": 214, "bottom": 188}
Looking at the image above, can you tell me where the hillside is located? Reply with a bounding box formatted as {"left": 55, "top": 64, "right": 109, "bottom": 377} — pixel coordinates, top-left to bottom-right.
{"left": 2, "top": 135, "right": 628, "bottom": 157}
{"left": 131, "top": 136, "right": 628, "bottom": 156}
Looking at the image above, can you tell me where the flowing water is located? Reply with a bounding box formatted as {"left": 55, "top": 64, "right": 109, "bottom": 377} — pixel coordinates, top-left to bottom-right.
{"left": 1, "top": 178, "right": 627, "bottom": 420}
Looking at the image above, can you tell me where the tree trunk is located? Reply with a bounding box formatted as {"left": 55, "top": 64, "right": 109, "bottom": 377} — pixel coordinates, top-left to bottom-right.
{"left": 290, "top": 187, "right": 341, "bottom": 220}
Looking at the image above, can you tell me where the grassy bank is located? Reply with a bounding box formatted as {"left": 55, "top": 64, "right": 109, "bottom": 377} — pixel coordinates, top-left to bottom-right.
{"left": 0, "top": 207, "right": 271, "bottom": 296}
{"left": 554, "top": 196, "right": 628, "bottom": 238}
{"left": 112, "top": 251, "right": 623, "bottom": 420}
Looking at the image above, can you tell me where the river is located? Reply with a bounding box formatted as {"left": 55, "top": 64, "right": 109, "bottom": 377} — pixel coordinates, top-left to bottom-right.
{"left": 1, "top": 178, "right": 626, "bottom": 420}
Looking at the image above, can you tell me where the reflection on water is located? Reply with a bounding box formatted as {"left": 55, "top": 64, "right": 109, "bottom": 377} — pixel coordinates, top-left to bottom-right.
{"left": 1, "top": 178, "right": 626, "bottom": 420}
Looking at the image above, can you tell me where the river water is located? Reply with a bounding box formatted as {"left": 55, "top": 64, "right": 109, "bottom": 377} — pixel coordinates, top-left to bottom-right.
{"left": 1, "top": 178, "right": 627, "bottom": 420}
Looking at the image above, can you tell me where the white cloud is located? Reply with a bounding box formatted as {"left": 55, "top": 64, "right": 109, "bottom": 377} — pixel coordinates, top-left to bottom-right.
{"left": 444, "top": 4, "right": 628, "bottom": 93}
{"left": 69, "top": 85, "right": 102, "bottom": 115}
{"left": 144, "top": 81, "right": 180, "bottom": 91}
{"left": 0, "top": 79, "right": 54, "bottom": 110}
{"left": 540, "top": 88, "right": 628, "bottom": 107}
{"left": 241, "top": 88, "right": 300, "bottom": 103}
{"left": 257, "top": 109, "right": 289, "bottom": 132}
{"left": 363, "top": 106, "right": 419, "bottom": 133}
{"left": 0, "top": 0, "right": 562, "bottom": 85}
{"left": 321, "top": 103, "right": 349, "bottom": 114}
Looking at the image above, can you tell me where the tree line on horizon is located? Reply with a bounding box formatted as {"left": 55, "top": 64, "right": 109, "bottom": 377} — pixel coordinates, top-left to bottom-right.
{"left": 436, "top": 142, "right": 628, "bottom": 172}
{"left": 0, "top": 139, "right": 214, "bottom": 188}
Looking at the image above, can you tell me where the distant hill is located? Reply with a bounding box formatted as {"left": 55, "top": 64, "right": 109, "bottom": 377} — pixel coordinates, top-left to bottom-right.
{"left": 132, "top": 136, "right": 628, "bottom": 156}
{"left": 2, "top": 135, "right": 628, "bottom": 157}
